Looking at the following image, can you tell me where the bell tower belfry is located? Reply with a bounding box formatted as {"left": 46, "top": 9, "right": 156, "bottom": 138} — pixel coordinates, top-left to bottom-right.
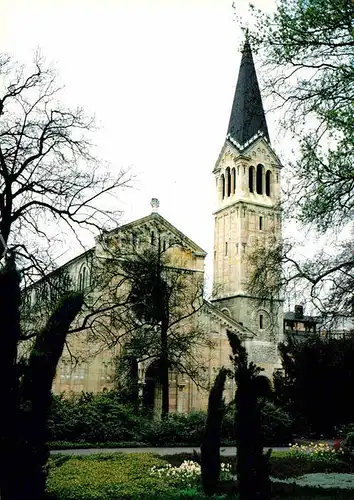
{"left": 211, "top": 37, "right": 283, "bottom": 348}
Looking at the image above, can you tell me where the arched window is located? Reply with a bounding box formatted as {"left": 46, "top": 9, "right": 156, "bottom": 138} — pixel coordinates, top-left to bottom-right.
{"left": 266, "top": 170, "right": 271, "bottom": 196}
{"left": 221, "top": 174, "right": 225, "bottom": 199}
{"left": 78, "top": 264, "right": 90, "bottom": 291}
{"left": 249, "top": 166, "right": 255, "bottom": 193}
{"left": 226, "top": 167, "right": 231, "bottom": 197}
{"left": 232, "top": 167, "right": 236, "bottom": 194}
{"left": 151, "top": 230, "right": 155, "bottom": 246}
{"left": 225, "top": 242, "right": 228, "bottom": 256}
{"left": 256, "top": 164, "right": 263, "bottom": 195}
{"left": 221, "top": 307, "right": 231, "bottom": 317}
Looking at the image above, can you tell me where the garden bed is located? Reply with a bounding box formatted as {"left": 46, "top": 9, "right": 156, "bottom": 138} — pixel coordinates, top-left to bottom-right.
{"left": 46, "top": 449, "right": 354, "bottom": 499}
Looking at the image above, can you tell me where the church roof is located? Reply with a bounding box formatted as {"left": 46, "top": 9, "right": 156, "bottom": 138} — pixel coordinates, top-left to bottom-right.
{"left": 226, "top": 37, "right": 270, "bottom": 148}
{"left": 102, "top": 212, "right": 207, "bottom": 257}
{"left": 203, "top": 300, "right": 254, "bottom": 339}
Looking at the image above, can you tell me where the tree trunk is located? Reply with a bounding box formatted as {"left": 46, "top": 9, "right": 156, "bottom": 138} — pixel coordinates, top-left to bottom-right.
{"left": 160, "top": 321, "right": 169, "bottom": 419}
{"left": 17, "top": 292, "right": 84, "bottom": 499}
{"left": 128, "top": 356, "right": 139, "bottom": 410}
{"left": 236, "top": 381, "right": 271, "bottom": 500}
{"left": 0, "top": 258, "right": 21, "bottom": 500}
{"left": 0, "top": 262, "right": 83, "bottom": 500}
{"left": 228, "top": 331, "right": 271, "bottom": 500}
{"left": 201, "top": 368, "right": 227, "bottom": 496}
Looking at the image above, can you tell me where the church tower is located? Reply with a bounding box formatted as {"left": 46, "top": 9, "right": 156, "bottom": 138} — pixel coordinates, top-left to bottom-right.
{"left": 211, "top": 37, "right": 283, "bottom": 357}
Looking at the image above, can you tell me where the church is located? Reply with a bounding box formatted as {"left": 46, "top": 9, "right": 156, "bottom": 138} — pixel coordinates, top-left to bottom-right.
{"left": 28, "top": 38, "right": 284, "bottom": 413}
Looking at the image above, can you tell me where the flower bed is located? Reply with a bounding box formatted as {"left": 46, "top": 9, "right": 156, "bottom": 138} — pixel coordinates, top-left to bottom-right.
{"left": 289, "top": 442, "right": 344, "bottom": 463}
{"left": 150, "top": 460, "right": 233, "bottom": 489}
{"left": 47, "top": 450, "right": 354, "bottom": 499}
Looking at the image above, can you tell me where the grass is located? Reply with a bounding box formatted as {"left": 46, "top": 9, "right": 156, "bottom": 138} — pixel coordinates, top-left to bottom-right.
{"left": 46, "top": 451, "right": 354, "bottom": 499}
{"left": 47, "top": 453, "right": 176, "bottom": 499}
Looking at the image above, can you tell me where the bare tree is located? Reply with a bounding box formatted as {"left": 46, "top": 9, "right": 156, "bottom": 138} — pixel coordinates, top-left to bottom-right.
{"left": 249, "top": 233, "right": 354, "bottom": 326}
{"left": 0, "top": 51, "right": 129, "bottom": 283}
{"left": 90, "top": 229, "right": 213, "bottom": 418}
{"left": 0, "top": 51, "right": 130, "bottom": 498}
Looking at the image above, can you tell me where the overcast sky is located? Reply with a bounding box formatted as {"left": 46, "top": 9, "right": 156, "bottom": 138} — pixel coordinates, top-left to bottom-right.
{"left": 3, "top": 0, "right": 290, "bottom": 291}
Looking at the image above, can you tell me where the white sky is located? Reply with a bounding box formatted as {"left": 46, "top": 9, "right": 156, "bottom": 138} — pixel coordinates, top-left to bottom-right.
{"left": 3, "top": 0, "right": 287, "bottom": 291}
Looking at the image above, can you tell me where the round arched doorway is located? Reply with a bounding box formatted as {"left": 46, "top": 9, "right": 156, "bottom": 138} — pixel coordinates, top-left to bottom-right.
{"left": 143, "top": 360, "right": 162, "bottom": 418}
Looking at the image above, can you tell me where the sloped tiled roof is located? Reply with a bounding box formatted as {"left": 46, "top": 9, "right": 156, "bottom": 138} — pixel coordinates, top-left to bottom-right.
{"left": 226, "top": 38, "right": 270, "bottom": 148}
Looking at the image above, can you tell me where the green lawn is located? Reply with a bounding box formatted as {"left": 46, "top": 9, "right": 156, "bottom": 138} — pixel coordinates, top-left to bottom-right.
{"left": 46, "top": 451, "right": 354, "bottom": 499}
{"left": 47, "top": 453, "right": 176, "bottom": 500}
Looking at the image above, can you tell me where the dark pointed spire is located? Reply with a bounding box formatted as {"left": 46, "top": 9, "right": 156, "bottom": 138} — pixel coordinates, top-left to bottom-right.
{"left": 226, "top": 35, "right": 270, "bottom": 147}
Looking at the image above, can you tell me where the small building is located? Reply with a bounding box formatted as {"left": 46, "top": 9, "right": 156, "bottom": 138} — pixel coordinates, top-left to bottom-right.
{"left": 284, "top": 305, "right": 354, "bottom": 341}
{"left": 283, "top": 305, "right": 319, "bottom": 340}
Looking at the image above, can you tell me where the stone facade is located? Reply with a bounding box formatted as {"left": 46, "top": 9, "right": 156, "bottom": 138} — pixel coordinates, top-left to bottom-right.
{"left": 42, "top": 210, "right": 265, "bottom": 411}
{"left": 210, "top": 137, "right": 284, "bottom": 378}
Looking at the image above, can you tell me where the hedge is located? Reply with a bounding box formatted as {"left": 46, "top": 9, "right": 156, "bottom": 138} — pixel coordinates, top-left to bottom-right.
{"left": 47, "top": 391, "right": 293, "bottom": 447}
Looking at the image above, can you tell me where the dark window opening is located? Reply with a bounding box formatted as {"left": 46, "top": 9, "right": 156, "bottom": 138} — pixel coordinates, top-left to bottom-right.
{"left": 221, "top": 174, "right": 225, "bottom": 199}
{"left": 260, "top": 314, "right": 264, "bottom": 329}
{"left": 256, "top": 164, "right": 263, "bottom": 194}
{"left": 225, "top": 242, "right": 228, "bottom": 256}
{"left": 151, "top": 231, "right": 155, "bottom": 246}
{"left": 249, "top": 166, "right": 254, "bottom": 193}
{"left": 259, "top": 216, "right": 263, "bottom": 230}
{"left": 227, "top": 168, "right": 231, "bottom": 197}
{"left": 162, "top": 239, "right": 166, "bottom": 251}
{"left": 266, "top": 170, "right": 271, "bottom": 196}
{"left": 232, "top": 168, "right": 236, "bottom": 194}
{"left": 78, "top": 266, "right": 89, "bottom": 291}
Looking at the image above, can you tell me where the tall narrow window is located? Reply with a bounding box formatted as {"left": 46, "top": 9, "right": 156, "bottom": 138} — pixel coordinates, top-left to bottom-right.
{"left": 221, "top": 174, "right": 225, "bottom": 199}
{"left": 78, "top": 265, "right": 89, "bottom": 290}
{"left": 232, "top": 167, "right": 236, "bottom": 194}
{"left": 266, "top": 170, "right": 271, "bottom": 196}
{"left": 162, "top": 239, "right": 166, "bottom": 251}
{"left": 151, "top": 231, "right": 155, "bottom": 246}
{"left": 259, "top": 314, "right": 264, "bottom": 329}
{"left": 249, "top": 166, "right": 254, "bottom": 193}
{"left": 256, "top": 164, "right": 263, "bottom": 194}
{"left": 259, "top": 216, "right": 263, "bottom": 230}
{"left": 225, "top": 242, "right": 228, "bottom": 256}
{"left": 226, "top": 168, "right": 231, "bottom": 197}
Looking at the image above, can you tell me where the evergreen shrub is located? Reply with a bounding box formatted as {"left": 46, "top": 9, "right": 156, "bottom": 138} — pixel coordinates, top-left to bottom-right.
{"left": 48, "top": 391, "right": 293, "bottom": 447}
